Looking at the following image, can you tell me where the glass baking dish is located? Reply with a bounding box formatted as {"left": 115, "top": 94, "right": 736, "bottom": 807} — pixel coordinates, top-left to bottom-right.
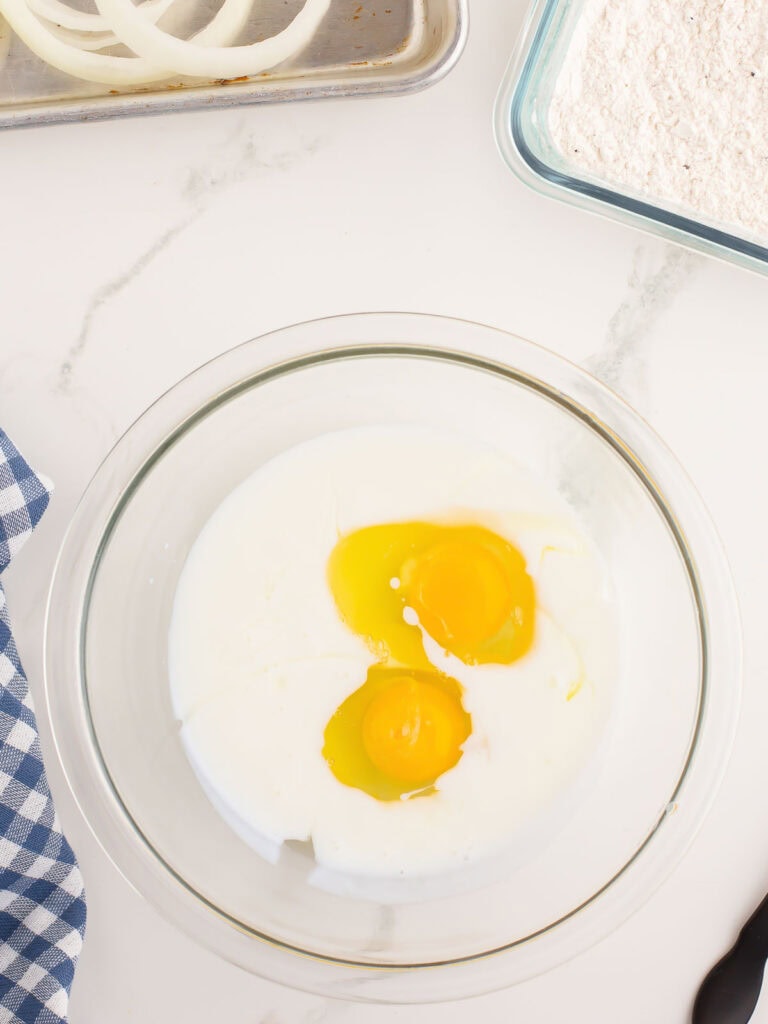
{"left": 494, "top": 0, "right": 768, "bottom": 275}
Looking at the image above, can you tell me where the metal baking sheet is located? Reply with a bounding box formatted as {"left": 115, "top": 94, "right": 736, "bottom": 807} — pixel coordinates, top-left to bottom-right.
{"left": 0, "top": 0, "right": 466, "bottom": 127}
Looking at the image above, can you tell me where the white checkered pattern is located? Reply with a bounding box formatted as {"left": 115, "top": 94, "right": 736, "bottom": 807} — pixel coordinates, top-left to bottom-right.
{"left": 0, "top": 430, "right": 85, "bottom": 1024}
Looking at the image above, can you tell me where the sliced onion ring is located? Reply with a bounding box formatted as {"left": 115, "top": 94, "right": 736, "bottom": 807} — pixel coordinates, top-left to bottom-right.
{"left": 0, "top": 0, "right": 253, "bottom": 84}
{"left": 38, "top": 5, "right": 177, "bottom": 53}
{"left": 93, "top": 0, "right": 330, "bottom": 79}
{"left": 38, "top": 0, "right": 218, "bottom": 53}
{"left": 0, "top": 0, "right": 170, "bottom": 83}
{"left": 41, "top": 22, "right": 132, "bottom": 49}
{"left": 27, "top": 0, "right": 172, "bottom": 35}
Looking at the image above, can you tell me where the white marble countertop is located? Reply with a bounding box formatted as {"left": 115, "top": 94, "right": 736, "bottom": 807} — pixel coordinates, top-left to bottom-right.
{"left": 2, "top": 0, "right": 768, "bottom": 1019}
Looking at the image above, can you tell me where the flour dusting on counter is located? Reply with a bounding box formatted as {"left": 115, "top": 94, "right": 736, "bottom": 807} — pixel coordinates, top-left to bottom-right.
{"left": 549, "top": 0, "right": 768, "bottom": 239}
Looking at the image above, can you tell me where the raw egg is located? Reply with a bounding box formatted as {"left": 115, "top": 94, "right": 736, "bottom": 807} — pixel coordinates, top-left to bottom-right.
{"left": 323, "top": 666, "right": 472, "bottom": 801}
{"left": 327, "top": 522, "right": 536, "bottom": 668}
{"left": 323, "top": 522, "right": 534, "bottom": 800}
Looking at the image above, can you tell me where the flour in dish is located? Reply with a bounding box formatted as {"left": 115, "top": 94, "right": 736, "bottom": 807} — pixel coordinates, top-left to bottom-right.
{"left": 168, "top": 426, "right": 619, "bottom": 881}
{"left": 549, "top": 0, "right": 768, "bottom": 239}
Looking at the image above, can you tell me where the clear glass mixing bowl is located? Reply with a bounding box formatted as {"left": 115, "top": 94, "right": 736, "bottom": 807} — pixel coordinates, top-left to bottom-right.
{"left": 44, "top": 313, "right": 740, "bottom": 1002}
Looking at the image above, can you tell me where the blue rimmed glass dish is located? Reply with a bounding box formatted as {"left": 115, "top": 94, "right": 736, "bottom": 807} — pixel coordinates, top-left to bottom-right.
{"left": 494, "top": 0, "right": 768, "bottom": 275}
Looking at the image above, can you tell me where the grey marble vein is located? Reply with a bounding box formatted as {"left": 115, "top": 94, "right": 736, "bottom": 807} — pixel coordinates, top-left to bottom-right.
{"left": 59, "top": 127, "right": 322, "bottom": 392}
{"left": 58, "top": 216, "right": 195, "bottom": 393}
{"left": 183, "top": 121, "right": 321, "bottom": 204}
{"left": 259, "top": 999, "right": 351, "bottom": 1024}
{"left": 363, "top": 905, "right": 395, "bottom": 954}
{"left": 584, "top": 242, "right": 702, "bottom": 406}
{"left": 301, "top": 1002, "right": 352, "bottom": 1024}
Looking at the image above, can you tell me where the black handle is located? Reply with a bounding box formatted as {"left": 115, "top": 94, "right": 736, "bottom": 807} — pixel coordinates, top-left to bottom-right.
{"left": 693, "top": 893, "right": 768, "bottom": 1024}
{"left": 740, "top": 892, "right": 768, "bottom": 959}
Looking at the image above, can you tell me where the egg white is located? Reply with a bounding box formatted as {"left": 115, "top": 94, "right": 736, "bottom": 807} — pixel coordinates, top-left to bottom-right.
{"left": 169, "top": 425, "right": 619, "bottom": 883}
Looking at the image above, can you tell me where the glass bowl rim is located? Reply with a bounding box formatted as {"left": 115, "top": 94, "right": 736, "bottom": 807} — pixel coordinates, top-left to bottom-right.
{"left": 43, "top": 312, "right": 741, "bottom": 1001}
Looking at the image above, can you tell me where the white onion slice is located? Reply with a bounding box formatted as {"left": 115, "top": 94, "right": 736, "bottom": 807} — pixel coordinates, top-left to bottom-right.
{"left": 27, "top": 0, "right": 171, "bottom": 35}
{"left": 0, "top": 0, "right": 253, "bottom": 84}
{"left": 42, "top": 22, "right": 127, "bottom": 49}
{"left": 38, "top": 0, "right": 239, "bottom": 53}
{"left": 189, "top": 0, "right": 254, "bottom": 49}
{"left": 0, "top": 14, "right": 10, "bottom": 69}
{"left": 93, "top": 0, "right": 330, "bottom": 79}
{"left": 0, "top": 0, "right": 169, "bottom": 83}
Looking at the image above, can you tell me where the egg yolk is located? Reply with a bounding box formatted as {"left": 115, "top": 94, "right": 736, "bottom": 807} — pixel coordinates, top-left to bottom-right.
{"left": 323, "top": 666, "right": 471, "bottom": 800}
{"left": 363, "top": 677, "right": 467, "bottom": 784}
{"left": 328, "top": 522, "right": 535, "bottom": 667}
{"left": 322, "top": 521, "right": 536, "bottom": 801}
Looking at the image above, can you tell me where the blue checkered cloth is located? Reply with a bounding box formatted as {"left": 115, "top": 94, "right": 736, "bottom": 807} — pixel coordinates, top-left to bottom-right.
{"left": 0, "top": 430, "right": 85, "bottom": 1024}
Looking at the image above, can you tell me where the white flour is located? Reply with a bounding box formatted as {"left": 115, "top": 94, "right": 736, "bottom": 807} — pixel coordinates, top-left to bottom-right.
{"left": 548, "top": 0, "right": 768, "bottom": 240}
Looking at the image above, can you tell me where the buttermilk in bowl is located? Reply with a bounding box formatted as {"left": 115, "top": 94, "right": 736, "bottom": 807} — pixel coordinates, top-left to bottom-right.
{"left": 168, "top": 425, "right": 618, "bottom": 886}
